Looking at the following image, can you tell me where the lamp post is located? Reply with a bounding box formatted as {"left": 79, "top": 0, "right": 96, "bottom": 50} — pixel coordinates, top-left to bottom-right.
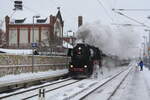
{"left": 142, "top": 42, "right": 146, "bottom": 62}
{"left": 144, "top": 29, "right": 150, "bottom": 47}
{"left": 140, "top": 48, "right": 142, "bottom": 59}
{"left": 32, "top": 15, "right": 40, "bottom": 73}
{"left": 143, "top": 36, "right": 148, "bottom": 55}
{"left": 144, "top": 29, "right": 150, "bottom": 64}
{"left": 143, "top": 35, "right": 148, "bottom": 64}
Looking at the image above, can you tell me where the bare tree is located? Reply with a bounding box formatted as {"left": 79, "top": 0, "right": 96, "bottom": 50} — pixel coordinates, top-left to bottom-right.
{"left": 0, "top": 29, "right": 7, "bottom": 48}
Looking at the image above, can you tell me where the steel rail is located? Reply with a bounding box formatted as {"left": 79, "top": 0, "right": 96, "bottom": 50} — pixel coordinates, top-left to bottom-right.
{"left": 79, "top": 67, "right": 132, "bottom": 100}
{"left": 107, "top": 67, "right": 133, "bottom": 100}
{"left": 22, "top": 79, "right": 80, "bottom": 100}
{"left": 0, "top": 78, "right": 73, "bottom": 99}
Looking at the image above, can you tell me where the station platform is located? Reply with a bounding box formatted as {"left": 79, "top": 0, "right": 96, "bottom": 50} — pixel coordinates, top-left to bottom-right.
{"left": 112, "top": 65, "right": 150, "bottom": 100}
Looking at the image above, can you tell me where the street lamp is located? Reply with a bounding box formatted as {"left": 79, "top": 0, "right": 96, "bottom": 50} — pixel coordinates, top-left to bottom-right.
{"left": 143, "top": 36, "right": 148, "bottom": 64}
{"left": 32, "top": 15, "right": 40, "bottom": 73}
{"left": 144, "top": 29, "right": 150, "bottom": 44}
{"left": 144, "top": 29, "right": 150, "bottom": 64}
{"left": 32, "top": 15, "right": 40, "bottom": 43}
{"left": 142, "top": 42, "right": 146, "bottom": 61}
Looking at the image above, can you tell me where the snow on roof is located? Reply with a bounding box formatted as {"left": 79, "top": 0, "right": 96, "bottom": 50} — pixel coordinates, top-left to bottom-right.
{"left": 10, "top": 9, "right": 51, "bottom": 24}
{"left": 0, "top": 48, "right": 32, "bottom": 55}
{"left": 63, "top": 41, "right": 73, "bottom": 48}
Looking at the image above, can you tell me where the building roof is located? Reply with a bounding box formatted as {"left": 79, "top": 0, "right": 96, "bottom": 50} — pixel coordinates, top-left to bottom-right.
{"left": 9, "top": 8, "right": 62, "bottom": 25}
{"left": 56, "top": 9, "right": 63, "bottom": 26}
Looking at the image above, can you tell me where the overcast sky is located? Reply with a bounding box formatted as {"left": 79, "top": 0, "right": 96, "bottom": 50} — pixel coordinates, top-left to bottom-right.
{"left": 1, "top": 0, "right": 150, "bottom": 34}
{"left": 1, "top": 0, "right": 150, "bottom": 57}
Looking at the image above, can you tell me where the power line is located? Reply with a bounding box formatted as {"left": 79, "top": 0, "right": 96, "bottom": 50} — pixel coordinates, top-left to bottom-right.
{"left": 112, "top": 10, "right": 150, "bottom": 28}
{"left": 112, "top": 8, "right": 150, "bottom": 11}
{"left": 111, "top": 23, "right": 146, "bottom": 27}
{"left": 96, "top": 0, "right": 114, "bottom": 22}
{"left": 23, "top": 6, "right": 41, "bottom": 15}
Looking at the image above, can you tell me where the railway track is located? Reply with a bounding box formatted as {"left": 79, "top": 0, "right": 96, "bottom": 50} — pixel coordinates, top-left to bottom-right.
{"left": 0, "top": 66, "right": 133, "bottom": 100}
{"left": 0, "top": 78, "right": 80, "bottom": 100}
{"left": 24, "top": 67, "right": 131, "bottom": 100}
{"left": 0, "top": 71, "right": 68, "bottom": 93}
{"left": 79, "top": 67, "right": 133, "bottom": 100}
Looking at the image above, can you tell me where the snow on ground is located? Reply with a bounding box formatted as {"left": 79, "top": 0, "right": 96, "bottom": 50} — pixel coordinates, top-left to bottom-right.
{"left": 0, "top": 69, "right": 68, "bottom": 85}
{"left": 0, "top": 65, "right": 127, "bottom": 87}
{"left": 46, "top": 79, "right": 99, "bottom": 100}
{"left": 83, "top": 67, "right": 131, "bottom": 100}
{"left": 25, "top": 65, "right": 129, "bottom": 100}
{"left": 41, "top": 61, "right": 138, "bottom": 100}
{"left": 110, "top": 65, "right": 150, "bottom": 100}
{"left": 0, "top": 62, "right": 135, "bottom": 100}
{"left": 42, "top": 66, "right": 130, "bottom": 100}
{"left": 0, "top": 48, "right": 32, "bottom": 55}
{"left": 97, "top": 65, "right": 128, "bottom": 80}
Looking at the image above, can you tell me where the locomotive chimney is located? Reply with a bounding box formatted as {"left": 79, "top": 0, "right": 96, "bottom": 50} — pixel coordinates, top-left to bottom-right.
{"left": 78, "top": 16, "right": 83, "bottom": 27}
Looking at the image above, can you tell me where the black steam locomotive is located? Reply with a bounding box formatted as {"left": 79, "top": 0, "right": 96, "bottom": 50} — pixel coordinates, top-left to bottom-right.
{"left": 68, "top": 43, "right": 103, "bottom": 78}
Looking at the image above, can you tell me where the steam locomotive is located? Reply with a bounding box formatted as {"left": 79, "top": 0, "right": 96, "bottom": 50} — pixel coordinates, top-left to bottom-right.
{"left": 68, "top": 43, "right": 103, "bottom": 78}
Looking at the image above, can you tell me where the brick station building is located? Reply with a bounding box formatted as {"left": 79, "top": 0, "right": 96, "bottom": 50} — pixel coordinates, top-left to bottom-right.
{"left": 5, "top": 9, "right": 64, "bottom": 49}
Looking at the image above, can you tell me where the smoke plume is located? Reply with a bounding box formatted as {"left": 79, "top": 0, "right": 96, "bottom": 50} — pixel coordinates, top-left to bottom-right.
{"left": 75, "top": 21, "right": 141, "bottom": 59}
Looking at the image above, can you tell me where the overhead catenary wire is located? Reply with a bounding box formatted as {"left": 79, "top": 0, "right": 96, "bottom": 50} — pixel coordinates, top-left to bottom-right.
{"left": 112, "top": 10, "right": 150, "bottom": 28}
{"left": 96, "top": 0, "right": 114, "bottom": 22}
{"left": 112, "top": 8, "right": 150, "bottom": 11}
{"left": 111, "top": 23, "right": 147, "bottom": 27}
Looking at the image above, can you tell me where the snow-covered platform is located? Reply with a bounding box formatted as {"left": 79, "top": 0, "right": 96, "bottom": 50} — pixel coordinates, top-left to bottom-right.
{"left": 111, "top": 66, "right": 150, "bottom": 100}
{"left": 0, "top": 69, "right": 68, "bottom": 92}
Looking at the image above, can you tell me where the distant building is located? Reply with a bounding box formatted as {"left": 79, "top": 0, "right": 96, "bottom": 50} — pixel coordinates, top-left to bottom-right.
{"left": 5, "top": 9, "right": 64, "bottom": 49}
{"left": 63, "top": 34, "right": 76, "bottom": 46}
{"left": 62, "top": 16, "right": 83, "bottom": 47}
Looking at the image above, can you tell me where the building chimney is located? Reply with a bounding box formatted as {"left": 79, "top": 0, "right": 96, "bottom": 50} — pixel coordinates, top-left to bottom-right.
{"left": 78, "top": 16, "right": 83, "bottom": 27}
{"left": 5, "top": 16, "right": 10, "bottom": 47}
{"left": 49, "top": 15, "right": 56, "bottom": 42}
{"left": 5, "top": 16, "right": 10, "bottom": 26}
{"left": 50, "top": 15, "right": 55, "bottom": 25}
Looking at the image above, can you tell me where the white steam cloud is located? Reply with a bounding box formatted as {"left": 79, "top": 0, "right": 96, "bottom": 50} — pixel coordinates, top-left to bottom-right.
{"left": 75, "top": 21, "right": 141, "bottom": 59}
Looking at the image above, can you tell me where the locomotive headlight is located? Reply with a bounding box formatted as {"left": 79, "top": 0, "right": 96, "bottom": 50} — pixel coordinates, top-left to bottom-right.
{"left": 70, "top": 65, "right": 73, "bottom": 68}
{"left": 84, "top": 65, "right": 87, "bottom": 68}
